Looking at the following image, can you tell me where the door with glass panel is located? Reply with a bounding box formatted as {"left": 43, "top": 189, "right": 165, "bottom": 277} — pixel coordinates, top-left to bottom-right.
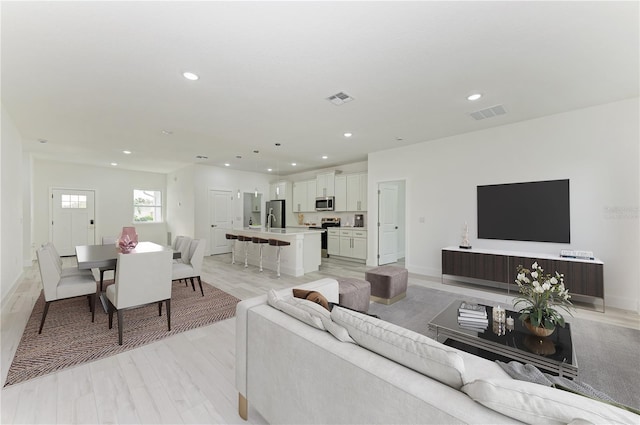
{"left": 50, "top": 189, "right": 96, "bottom": 256}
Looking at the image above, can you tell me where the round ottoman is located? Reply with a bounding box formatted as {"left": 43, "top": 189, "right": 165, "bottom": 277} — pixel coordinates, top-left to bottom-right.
{"left": 337, "top": 278, "right": 371, "bottom": 313}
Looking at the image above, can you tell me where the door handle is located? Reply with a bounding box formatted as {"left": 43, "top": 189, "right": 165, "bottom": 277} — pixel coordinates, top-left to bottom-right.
{"left": 395, "top": 226, "right": 398, "bottom": 229}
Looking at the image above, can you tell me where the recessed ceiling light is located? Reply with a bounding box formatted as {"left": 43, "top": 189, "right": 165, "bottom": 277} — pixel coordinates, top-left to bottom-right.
{"left": 267, "top": 168, "right": 273, "bottom": 172}
{"left": 344, "top": 132, "right": 353, "bottom": 138}
{"left": 322, "top": 155, "right": 328, "bottom": 159}
{"left": 110, "top": 162, "right": 118, "bottom": 166}
{"left": 38, "top": 138, "right": 48, "bottom": 144}
{"left": 467, "top": 93, "right": 482, "bottom": 101}
{"left": 123, "top": 150, "right": 132, "bottom": 155}
{"left": 161, "top": 130, "right": 173, "bottom": 135}
{"left": 183, "top": 72, "right": 199, "bottom": 81}
{"left": 291, "top": 163, "right": 297, "bottom": 166}
{"left": 224, "top": 163, "right": 230, "bottom": 167}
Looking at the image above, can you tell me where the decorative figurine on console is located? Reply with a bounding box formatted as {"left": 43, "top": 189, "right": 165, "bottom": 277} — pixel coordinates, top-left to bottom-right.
{"left": 459, "top": 222, "right": 472, "bottom": 249}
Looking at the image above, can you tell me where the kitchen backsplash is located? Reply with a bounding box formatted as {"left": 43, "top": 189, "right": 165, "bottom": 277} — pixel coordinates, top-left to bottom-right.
{"left": 295, "top": 212, "right": 367, "bottom": 228}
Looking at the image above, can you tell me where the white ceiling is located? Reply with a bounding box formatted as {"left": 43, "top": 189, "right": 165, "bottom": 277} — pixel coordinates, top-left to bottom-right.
{"left": 2, "top": 1, "right": 638, "bottom": 175}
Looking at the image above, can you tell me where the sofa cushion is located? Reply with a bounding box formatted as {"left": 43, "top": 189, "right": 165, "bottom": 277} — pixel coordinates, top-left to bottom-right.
{"left": 331, "top": 307, "right": 466, "bottom": 389}
{"left": 267, "top": 289, "right": 355, "bottom": 343}
{"left": 293, "top": 288, "right": 330, "bottom": 311}
{"left": 267, "top": 289, "right": 325, "bottom": 330}
{"left": 462, "top": 378, "right": 639, "bottom": 425}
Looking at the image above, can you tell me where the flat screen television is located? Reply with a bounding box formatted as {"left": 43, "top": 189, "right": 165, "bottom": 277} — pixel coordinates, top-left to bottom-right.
{"left": 477, "top": 179, "right": 570, "bottom": 243}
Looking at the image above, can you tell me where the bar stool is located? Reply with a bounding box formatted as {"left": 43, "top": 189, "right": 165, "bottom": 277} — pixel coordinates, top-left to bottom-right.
{"left": 268, "top": 239, "right": 291, "bottom": 277}
{"left": 252, "top": 237, "right": 269, "bottom": 272}
{"left": 225, "top": 233, "right": 238, "bottom": 264}
{"left": 237, "top": 235, "right": 252, "bottom": 268}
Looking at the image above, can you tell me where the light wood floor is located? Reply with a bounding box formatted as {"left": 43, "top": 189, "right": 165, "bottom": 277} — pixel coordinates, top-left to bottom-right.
{"left": 2, "top": 254, "right": 638, "bottom": 424}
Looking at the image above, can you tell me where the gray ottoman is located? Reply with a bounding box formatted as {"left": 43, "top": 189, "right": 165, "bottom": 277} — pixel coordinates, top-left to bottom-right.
{"left": 337, "top": 278, "right": 371, "bottom": 313}
{"left": 365, "top": 265, "right": 408, "bottom": 305}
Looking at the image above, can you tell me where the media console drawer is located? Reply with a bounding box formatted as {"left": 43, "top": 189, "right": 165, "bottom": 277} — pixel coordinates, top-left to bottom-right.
{"left": 441, "top": 247, "right": 604, "bottom": 300}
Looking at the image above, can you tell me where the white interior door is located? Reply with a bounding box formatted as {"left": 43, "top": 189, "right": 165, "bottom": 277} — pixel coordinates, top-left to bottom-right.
{"left": 209, "top": 190, "right": 233, "bottom": 255}
{"left": 51, "top": 189, "right": 96, "bottom": 256}
{"left": 378, "top": 182, "right": 399, "bottom": 265}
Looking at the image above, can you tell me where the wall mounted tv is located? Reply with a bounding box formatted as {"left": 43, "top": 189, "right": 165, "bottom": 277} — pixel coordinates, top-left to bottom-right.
{"left": 477, "top": 179, "right": 570, "bottom": 243}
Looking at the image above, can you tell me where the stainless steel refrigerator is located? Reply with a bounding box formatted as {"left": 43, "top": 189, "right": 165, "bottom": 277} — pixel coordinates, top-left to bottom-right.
{"left": 265, "top": 199, "right": 286, "bottom": 229}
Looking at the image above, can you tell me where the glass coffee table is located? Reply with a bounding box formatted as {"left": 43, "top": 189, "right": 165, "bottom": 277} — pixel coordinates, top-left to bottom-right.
{"left": 428, "top": 300, "right": 578, "bottom": 378}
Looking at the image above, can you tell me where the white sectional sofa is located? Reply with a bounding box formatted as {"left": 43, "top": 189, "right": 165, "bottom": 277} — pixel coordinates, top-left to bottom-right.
{"left": 235, "top": 278, "right": 637, "bottom": 424}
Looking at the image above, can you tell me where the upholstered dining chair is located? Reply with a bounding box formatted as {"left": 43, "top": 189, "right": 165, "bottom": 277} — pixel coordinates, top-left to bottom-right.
{"left": 36, "top": 246, "right": 97, "bottom": 334}
{"left": 99, "top": 236, "right": 117, "bottom": 291}
{"left": 172, "top": 238, "right": 206, "bottom": 296}
{"left": 43, "top": 242, "right": 94, "bottom": 279}
{"left": 172, "top": 235, "right": 192, "bottom": 264}
{"left": 106, "top": 248, "right": 172, "bottom": 345}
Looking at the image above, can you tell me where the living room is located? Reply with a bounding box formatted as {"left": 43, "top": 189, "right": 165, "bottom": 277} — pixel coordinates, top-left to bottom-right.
{"left": 1, "top": 1, "right": 639, "bottom": 423}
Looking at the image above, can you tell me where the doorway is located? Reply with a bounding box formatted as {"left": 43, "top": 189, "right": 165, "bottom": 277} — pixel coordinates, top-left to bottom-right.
{"left": 209, "top": 190, "right": 233, "bottom": 255}
{"left": 50, "top": 188, "right": 96, "bottom": 256}
{"left": 377, "top": 181, "right": 406, "bottom": 265}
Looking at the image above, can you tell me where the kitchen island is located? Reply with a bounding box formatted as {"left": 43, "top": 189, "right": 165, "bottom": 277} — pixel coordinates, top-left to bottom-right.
{"left": 232, "top": 228, "right": 324, "bottom": 277}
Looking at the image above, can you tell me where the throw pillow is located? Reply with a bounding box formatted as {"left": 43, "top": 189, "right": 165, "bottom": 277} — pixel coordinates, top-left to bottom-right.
{"left": 331, "top": 307, "right": 466, "bottom": 389}
{"left": 462, "top": 378, "right": 639, "bottom": 424}
{"left": 293, "top": 288, "right": 330, "bottom": 311}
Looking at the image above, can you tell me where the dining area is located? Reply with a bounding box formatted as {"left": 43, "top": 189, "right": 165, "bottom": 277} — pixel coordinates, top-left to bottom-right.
{"left": 34, "top": 227, "right": 207, "bottom": 346}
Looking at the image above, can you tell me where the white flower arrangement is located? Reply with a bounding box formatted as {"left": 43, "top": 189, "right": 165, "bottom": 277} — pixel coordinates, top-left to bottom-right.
{"left": 514, "top": 262, "right": 573, "bottom": 329}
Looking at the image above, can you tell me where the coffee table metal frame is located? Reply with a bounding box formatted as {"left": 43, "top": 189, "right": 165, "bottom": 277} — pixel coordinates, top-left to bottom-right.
{"left": 428, "top": 300, "right": 578, "bottom": 378}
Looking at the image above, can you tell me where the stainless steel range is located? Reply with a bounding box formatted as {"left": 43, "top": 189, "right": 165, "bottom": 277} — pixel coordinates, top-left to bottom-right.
{"left": 309, "top": 217, "right": 340, "bottom": 258}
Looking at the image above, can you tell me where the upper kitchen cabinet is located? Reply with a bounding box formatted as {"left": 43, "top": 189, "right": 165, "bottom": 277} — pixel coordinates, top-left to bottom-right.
{"left": 292, "top": 179, "right": 317, "bottom": 212}
{"left": 316, "top": 171, "right": 335, "bottom": 197}
{"left": 269, "top": 181, "right": 288, "bottom": 200}
{"left": 346, "top": 173, "right": 367, "bottom": 212}
{"left": 334, "top": 175, "right": 347, "bottom": 211}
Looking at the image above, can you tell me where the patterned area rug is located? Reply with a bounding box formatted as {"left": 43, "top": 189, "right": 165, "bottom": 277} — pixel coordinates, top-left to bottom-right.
{"left": 4, "top": 280, "right": 240, "bottom": 387}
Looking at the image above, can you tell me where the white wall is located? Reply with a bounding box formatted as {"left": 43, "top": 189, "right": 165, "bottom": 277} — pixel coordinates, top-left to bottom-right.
{"left": 368, "top": 98, "right": 640, "bottom": 312}
{"left": 166, "top": 165, "right": 195, "bottom": 242}
{"left": 33, "top": 160, "right": 168, "bottom": 251}
{"left": 1, "top": 105, "right": 25, "bottom": 304}
{"left": 193, "top": 164, "right": 272, "bottom": 254}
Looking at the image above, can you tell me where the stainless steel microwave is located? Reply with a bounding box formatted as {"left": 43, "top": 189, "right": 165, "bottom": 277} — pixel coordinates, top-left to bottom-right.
{"left": 315, "top": 197, "right": 335, "bottom": 211}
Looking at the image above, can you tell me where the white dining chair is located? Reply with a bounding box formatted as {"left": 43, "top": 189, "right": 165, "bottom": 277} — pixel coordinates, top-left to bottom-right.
{"left": 172, "top": 238, "right": 206, "bottom": 296}
{"left": 43, "top": 242, "right": 94, "bottom": 279}
{"left": 99, "top": 236, "right": 118, "bottom": 291}
{"left": 36, "top": 246, "right": 97, "bottom": 334}
{"left": 106, "top": 248, "right": 172, "bottom": 345}
{"left": 172, "top": 235, "right": 192, "bottom": 264}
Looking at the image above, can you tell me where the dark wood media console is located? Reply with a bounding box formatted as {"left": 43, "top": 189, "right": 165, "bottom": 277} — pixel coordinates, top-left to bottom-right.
{"left": 442, "top": 247, "right": 604, "bottom": 308}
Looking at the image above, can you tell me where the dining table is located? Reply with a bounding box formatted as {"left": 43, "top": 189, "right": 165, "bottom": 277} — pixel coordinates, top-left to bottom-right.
{"left": 75, "top": 241, "right": 177, "bottom": 312}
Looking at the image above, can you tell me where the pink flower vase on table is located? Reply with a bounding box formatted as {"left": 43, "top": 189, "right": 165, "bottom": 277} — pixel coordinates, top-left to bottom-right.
{"left": 117, "top": 226, "right": 138, "bottom": 253}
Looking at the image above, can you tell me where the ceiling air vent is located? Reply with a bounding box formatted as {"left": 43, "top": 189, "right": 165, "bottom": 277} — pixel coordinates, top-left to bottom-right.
{"left": 469, "top": 104, "right": 507, "bottom": 120}
{"left": 327, "top": 92, "right": 354, "bottom": 105}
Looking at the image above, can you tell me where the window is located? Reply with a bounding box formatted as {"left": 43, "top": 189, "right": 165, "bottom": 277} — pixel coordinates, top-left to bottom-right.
{"left": 133, "top": 190, "right": 163, "bottom": 223}
{"left": 61, "top": 194, "right": 87, "bottom": 209}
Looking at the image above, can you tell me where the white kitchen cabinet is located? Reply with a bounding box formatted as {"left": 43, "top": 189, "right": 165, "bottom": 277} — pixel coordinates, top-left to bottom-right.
{"left": 337, "top": 228, "right": 367, "bottom": 261}
{"left": 270, "top": 181, "right": 288, "bottom": 200}
{"left": 334, "top": 175, "right": 347, "bottom": 212}
{"left": 293, "top": 179, "right": 316, "bottom": 212}
{"left": 306, "top": 180, "right": 317, "bottom": 211}
{"left": 316, "top": 171, "right": 335, "bottom": 197}
{"left": 346, "top": 173, "right": 367, "bottom": 211}
{"left": 328, "top": 228, "right": 340, "bottom": 255}
{"left": 292, "top": 181, "right": 305, "bottom": 213}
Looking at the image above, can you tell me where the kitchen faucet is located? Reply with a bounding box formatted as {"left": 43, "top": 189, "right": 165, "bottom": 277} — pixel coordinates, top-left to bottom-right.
{"left": 267, "top": 208, "right": 276, "bottom": 231}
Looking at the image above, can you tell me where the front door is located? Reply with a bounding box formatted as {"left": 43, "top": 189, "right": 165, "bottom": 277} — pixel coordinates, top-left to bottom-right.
{"left": 378, "top": 182, "right": 399, "bottom": 265}
{"left": 50, "top": 189, "right": 96, "bottom": 256}
{"left": 209, "top": 190, "right": 233, "bottom": 255}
